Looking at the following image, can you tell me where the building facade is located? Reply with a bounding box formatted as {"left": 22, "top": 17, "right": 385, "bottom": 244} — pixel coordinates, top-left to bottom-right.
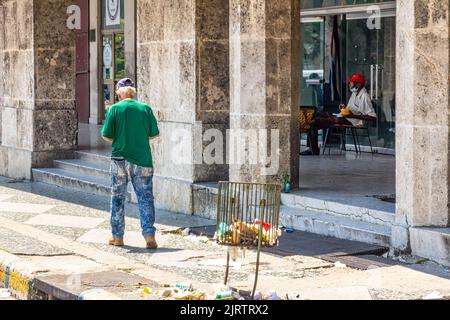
{"left": 0, "top": 0, "right": 449, "bottom": 266}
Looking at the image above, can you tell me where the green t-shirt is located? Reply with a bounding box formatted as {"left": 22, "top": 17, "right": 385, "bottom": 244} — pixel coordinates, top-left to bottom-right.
{"left": 101, "top": 99, "right": 159, "bottom": 168}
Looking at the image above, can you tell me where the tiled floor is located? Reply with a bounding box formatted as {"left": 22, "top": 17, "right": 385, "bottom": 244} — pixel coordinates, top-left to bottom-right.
{"left": 299, "top": 152, "right": 395, "bottom": 197}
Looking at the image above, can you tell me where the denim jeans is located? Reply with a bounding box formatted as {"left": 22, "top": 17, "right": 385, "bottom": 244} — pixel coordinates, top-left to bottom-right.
{"left": 110, "top": 159, "right": 156, "bottom": 239}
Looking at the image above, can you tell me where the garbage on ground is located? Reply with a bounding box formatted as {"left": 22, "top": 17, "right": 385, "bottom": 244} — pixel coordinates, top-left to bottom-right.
{"left": 284, "top": 227, "right": 295, "bottom": 233}
{"left": 175, "top": 282, "right": 193, "bottom": 291}
{"left": 334, "top": 261, "right": 347, "bottom": 268}
{"left": 267, "top": 290, "right": 281, "bottom": 300}
{"left": 422, "top": 291, "right": 443, "bottom": 300}
{"left": 213, "top": 283, "right": 232, "bottom": 293}
{"left": 140, "top": 282, "right": 288, "bottom": 301}
{"left": 252, "top": 291, "right": 262, "bottom": 300}
{"left": 181, "top": 228, "right": 191, "bottom": 236}
{"left": 0, "top": 288, "right": 11, "bottom": 298}
{"left": 286, "top": 292, "right": 302, "bottom": 300}
{"left": 215, "top": 219, "right": 282, "bottom": 246}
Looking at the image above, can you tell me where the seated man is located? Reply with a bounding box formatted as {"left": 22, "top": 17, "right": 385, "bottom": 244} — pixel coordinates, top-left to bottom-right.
{"left": 301, "top": 73, "right": 376, "bottom": 155}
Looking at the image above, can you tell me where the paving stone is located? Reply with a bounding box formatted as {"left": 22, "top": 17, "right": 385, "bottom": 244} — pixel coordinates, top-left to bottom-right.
{"left": 0, "top": 202, "right": 55, "bottom": 214}
{"left": 31, "top": 225, "right": 89, "bottom": 241}
{"left": 0, "top": 227, "right": 71, "bottom": 256}
{"left": 146, "top": 250, "right": 220, "bottom": 267}
{"left": 0, "top": 211, "right": 39, "bottom": 223}
{"left": 24, "top": 255, "right": 104, "bottom": 274}
{"left": 78, "top": 229, "right": 145, "bottom": 248}
{"left": 25, "top": 214, "right": 105, "bottom": 229}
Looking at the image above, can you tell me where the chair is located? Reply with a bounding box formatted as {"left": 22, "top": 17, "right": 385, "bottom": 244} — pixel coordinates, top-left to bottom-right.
{"left": 322, "top": 114, "right": 376, "bottom": 155}
{"left": 299, "top": 107, "right": 317, "bottom": 154}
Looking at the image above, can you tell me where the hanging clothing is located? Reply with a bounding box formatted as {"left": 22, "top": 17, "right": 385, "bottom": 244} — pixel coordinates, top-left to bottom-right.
{"left": 329, "top": 16, "right": 341, "bottom": 102}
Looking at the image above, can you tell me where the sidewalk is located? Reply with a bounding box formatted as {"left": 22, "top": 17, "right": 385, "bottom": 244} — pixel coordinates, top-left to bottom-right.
{"left": 0, "top": 177, "right": 449, "bottom": 300}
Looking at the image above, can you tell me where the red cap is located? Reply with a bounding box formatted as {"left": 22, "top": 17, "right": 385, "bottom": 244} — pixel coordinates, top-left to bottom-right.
{"left": 347, "top": 74, "right": 366, "bottom": 85}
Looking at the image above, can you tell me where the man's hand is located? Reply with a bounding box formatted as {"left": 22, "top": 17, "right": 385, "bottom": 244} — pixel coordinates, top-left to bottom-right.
{"left": 102, "top": 136, "right": 113, "bottom": 143}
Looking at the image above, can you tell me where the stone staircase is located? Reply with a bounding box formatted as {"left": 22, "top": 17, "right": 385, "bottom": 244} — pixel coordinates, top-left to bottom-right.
{"left": 32, "top": 150, "right": 115, "bottom": 199}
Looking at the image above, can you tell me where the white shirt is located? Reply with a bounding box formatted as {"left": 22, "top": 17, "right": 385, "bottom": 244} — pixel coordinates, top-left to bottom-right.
{"left": 344, "top": 88, "right": 377, "bottom": 127}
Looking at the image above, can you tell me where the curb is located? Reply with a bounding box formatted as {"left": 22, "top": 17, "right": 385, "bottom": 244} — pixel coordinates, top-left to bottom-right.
{"left": 0, "top": 251, "right": 124, "bottom": 300}
{"left": 0, "top": 251, "right": 34, "bottom": 300}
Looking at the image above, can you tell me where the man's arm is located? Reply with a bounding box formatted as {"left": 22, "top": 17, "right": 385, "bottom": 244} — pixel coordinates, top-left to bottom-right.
{"left": 148, "top": 108, "right": 160, "bottom": 141}
{"left": 149, "top": 134, "right": 160, "bottom": 141}
{"left": 346, "top": 103, "right": 362, "bottom": 115}
{"left": 101, "top": 106, "right": 115, "bottom": 142}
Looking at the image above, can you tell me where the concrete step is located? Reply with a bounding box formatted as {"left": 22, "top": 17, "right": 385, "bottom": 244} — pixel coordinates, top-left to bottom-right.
{"left": 74, "top": 150, "right": 111, "bottom": 166}
{"left": 192, "top": 182, "right": 394, "bottom": 227}
{"left": 281, "top": 193, "right": 395, "bottom": 228}
{"left": 32, "top": 168, "right": 112, "bottom": 198}
{"left": 410, "top": 227, "right": 450, "bottom": 267}
{"left": 280, "top": 205, "right": 391, "bottom": 247}
{"left": 53, "top": 159, "right": 110, "bottom": 180}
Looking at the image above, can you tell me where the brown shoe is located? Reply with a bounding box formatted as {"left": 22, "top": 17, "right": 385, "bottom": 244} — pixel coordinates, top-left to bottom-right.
{"left": 108, "top": 237, "right": 124, "bottom": 247}
{"left": 145, "top": 236, "right": 158, "bottom": 249}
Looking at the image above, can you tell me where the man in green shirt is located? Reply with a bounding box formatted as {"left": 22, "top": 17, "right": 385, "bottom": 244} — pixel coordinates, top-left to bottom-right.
{"left": 102, "top": 78, "right": 160, "bottom": 249}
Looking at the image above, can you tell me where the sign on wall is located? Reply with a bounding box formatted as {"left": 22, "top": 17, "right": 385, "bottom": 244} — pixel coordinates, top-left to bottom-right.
{"left": 105, "top": 0, "right": 121, "bottom": 26}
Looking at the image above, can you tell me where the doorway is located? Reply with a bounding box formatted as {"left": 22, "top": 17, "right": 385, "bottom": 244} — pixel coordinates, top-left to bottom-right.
{"left": 300, "top": 1, "right": 396, "bottom": 152}
{"left": 296, "top": 1, "right": 397, "bottom": 221}
{"left": 78, "top": 0, "right": 136, "bottom": 149}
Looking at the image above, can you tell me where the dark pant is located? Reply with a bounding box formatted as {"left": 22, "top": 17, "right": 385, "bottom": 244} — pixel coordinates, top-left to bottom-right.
{"left": 307, "top": 112, "right": 352, "bottom": 154}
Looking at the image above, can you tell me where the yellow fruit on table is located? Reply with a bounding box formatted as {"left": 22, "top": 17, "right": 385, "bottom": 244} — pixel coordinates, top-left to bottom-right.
{"left": 341, "top": 108, "right": 352, "bottom": 116}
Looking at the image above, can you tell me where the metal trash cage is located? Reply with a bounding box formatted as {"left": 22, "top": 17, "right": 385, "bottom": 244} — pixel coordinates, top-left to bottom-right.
{"left": 215, "top": 182, "right": 282, "bottom": 248}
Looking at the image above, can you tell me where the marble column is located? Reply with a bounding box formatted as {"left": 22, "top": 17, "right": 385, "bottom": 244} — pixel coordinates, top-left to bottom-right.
{"left": 229, "top": 0, "right": 300, "bottom": 187}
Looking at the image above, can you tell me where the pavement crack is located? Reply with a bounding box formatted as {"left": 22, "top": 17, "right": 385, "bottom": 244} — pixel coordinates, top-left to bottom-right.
{"left": 13, "top": 253, "right": 75, "bottom": 257}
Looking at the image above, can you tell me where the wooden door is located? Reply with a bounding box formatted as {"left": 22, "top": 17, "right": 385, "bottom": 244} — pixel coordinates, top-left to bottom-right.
{"left": 75, "top": 0, "right": 90, "bottom": 124}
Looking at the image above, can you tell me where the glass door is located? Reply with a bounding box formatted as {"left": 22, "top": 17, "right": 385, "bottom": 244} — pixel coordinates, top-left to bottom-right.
{"left": 101, "top": 0, "right": 125, "bottom": 121}
{"left": 345, "top": 12, "right": 396, "bottom": 149}
{"left": 300, "top": 18, "right": 325, "bottom": 111}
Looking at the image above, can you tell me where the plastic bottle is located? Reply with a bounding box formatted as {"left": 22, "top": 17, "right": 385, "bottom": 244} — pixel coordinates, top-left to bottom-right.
{"left": 175, "top": 282, "right": 193, "bottom": 291}
{"left": 216, "top": 291, "right": 233, "bottom": 300}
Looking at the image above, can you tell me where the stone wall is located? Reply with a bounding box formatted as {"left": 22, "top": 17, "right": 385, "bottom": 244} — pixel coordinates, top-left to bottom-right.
{"left": 0, "top": 0, "right": 77, "bottom": 179}
{"left": 137, "top": 0, "right": 229, "bottom": 213}
{"left": 394, "top": 0, "right": 450, "bottom": 251}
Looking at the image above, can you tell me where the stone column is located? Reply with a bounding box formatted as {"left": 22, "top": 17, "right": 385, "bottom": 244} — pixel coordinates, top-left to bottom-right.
{"left": 137, "top": 0, "right": 229, "bottom": 214}
{"left": 32, "top": 0, "right": 77, "bottom": 168}
{"left": 0, "top": 0, "right": 77, "bottom": 179}
{"left": 0, "top": 0, "right": 35, "bottom": 178}
{"left": 229, "top": 0, "right": 300, "bottom": 186}
{"left": 395, "top": 0, "right": 450, "bottom": 259}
